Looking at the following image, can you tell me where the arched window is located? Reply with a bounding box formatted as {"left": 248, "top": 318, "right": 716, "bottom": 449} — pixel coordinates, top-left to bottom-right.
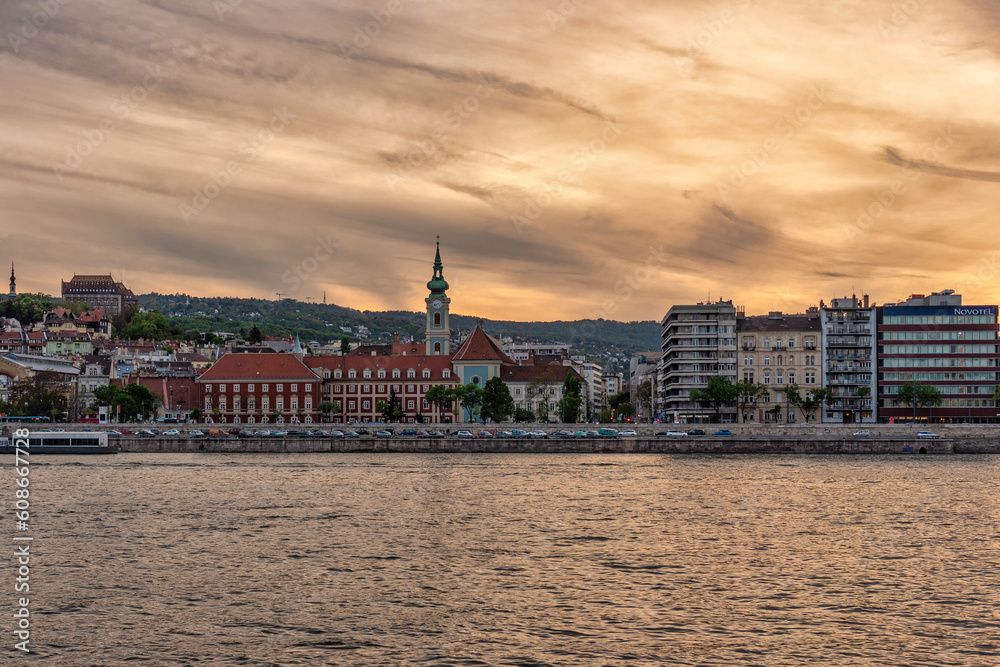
{"left": 433, "top": 342, "right": 441, "bottom": 354}
{"left": 788, "top": 355, "right": 794, "bottom": 365}
{"left": 348, "top": 369, "right": 357, "bottom": 379}
{"left": 378, "top": 369, "right": 386, "bottom": 379}
{"left": 764, "top": 356, "right": 770, "bottom": 366}
{"left": 334, "top": 370, "right": 342, "bottom": 379}
{"left": 392, "top": 369, "right": 401, "bottom": 378}
{"left": 423, "top": 369, "right": 431, "bottom": 378}
{"left": 777, "top": 355, "right": 783, "bottom": 366}
{"left": 433, "top": 312, "right": 441, "bottom": 327}
{"left": 407, "top": 369, "right": 416, "bottom": 378}
{"left": 363, "top": 369, "right": 372, "bottom": 379}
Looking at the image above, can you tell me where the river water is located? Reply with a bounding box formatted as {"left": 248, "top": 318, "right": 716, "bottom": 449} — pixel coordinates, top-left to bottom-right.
{"left": 6, "top": 453, "right": 999, "bottom": 665}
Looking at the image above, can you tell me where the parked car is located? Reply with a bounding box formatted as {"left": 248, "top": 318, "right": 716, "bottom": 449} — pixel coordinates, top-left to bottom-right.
{"left": 597, "top": 428, "right": 619, "bottom": 437}
{"left": 495, "top": 430, "right": 513, "bottom": 437}
{"left": 162, "top": 429, "right": 181, "bottom": 437}
{"left": 687, "top": 428, "right": 706, "bottom": 436}
{"left": 713, "top": 429, "right": 733, "bottom": 436}
{"left": 620, "top": 429, "right": 637, "bottom": 436}
{"left": 509, "top": 429, "right": 529, "bottom": 438}
{"left": 238, "top": 430, "right": 255, "bottom": 438}
{"left": 853, "top": 429, "right": 872, "bottom": 438}
{"left": 105, "top": 430, "right": 122, "bottom": 437}
{"left": 375, "top": 430, "right": 393, "bottom": 438}
{"left": 658, "top": 430, "right": 687, "bottom": 437}
{"left": 136, "top": 429, "right": 157, "bottom": 438}
{"left": 529, "top": 430, "right": 548, "bottom": 438}
{"left": 427, "top": 431, "right": 445, "bottom": 437}
{"left": 916, "top": 431, "right": 940, "bottom": 439}
{"left": 476, "top": 431, "right": 494, "bottom": 438}
{"left": 455, "top": 430, "right": 475, "bottom": 438}
{"left": 549, "top": 430, "right": 573, "bottom": 438}
{"left": 398, "top": 430, "right": 418, "bottom": 437}
{"left": 572, "top": 430, "right": 589, "bottom": 438}
{"left": 189, "top": 430, "right": 206, "bottom": 438}
{"left": 329, "top": 430, "right": 345, "bottom": 437}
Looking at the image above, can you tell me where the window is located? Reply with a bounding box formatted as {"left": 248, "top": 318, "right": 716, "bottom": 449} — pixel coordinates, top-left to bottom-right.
{"left": 407, "top": 385, "right": 415, "bottom": 392}
{"left": 422, "top": 369, "right": 431, "bottom": 378}
{"left": 764, "top": 356, "right": 770, "bottom": 366}
{"left": 788, "top": 355, "right": 794, "bottom": 365}
{"left": 443, "top": 370, "right": 450, "bottom": 379}
{"left": 744, "top": 356, "right": 753, "bottom": 366}
{"left": 205, "top": 397, "right": 212, "bottom": 410}
{"left": 408, "top": 400, "right": 415, "bottom": 410}
{"left": 348, "top": 370, "right": 357, "bottom": 379}
{"left": 233, "top": 384, "right": 240, "bottom": 392}
{"left": 363, "top": 384, "right": 371, "bottom": 393}
{"left": 262, "top": 384, "right": 269, "bottom": 391}
{"left": 290, "top": 397, "right": 298, "bottom": 410}
{"left": 788, "top": 338, "right": 794, "bottom": 348}
{"left": 407, "top": 369, "right": 416, "bottom": 378}
{"left": 276, "top": 397, "right": 284, "bottom": 410}
{"left": 323, "top": 370, "right": 331, "bottom": 379}
{"left": 363, "top": 369, "right": 372, "bottom": 379}
{"left": 305, "top": 384, "right": 312, "bottom": 391}
{"left": 788, "top": 372, "right": 794, "bottom": 385}
{"left": 262, "top": 397, "right": 269, "bottom": 410}
{"left": 206, "top": 384, "right": 212, "bottom": 393}
{"left": 433, "top": 312, "right": 441, "bottom": 327}
{"left": 377, "top": 385, "right": 386, "bottom": 393}
{"left": 805, "top": 372, "right": 815, "bottom": 384}
{"left": 378, "top": 369, "right": 386, "bottom": 379}
{"left": 248, "top": 384, "right": 254, "bottom": 392}
{"left": 776, "top": 373, "right": 783, "bottom": 385}
{"left": 433, "top": 342, "right": 442, "bottom": 354}
{"left": 362, "top": 400, "right": 370, "bottom": 410}
{"left": 220, "top": 398, "right": 227, "bottom": 411}
{"left": 349, "top": 400, "right": 356, "bottom": 410}
{"left": 276, "top": 384, "right": 283, "bottom": 392}
{"left": 220, "top": 384, "right": 226, "bottom": 392}
{"left": 234, "top": 397, "right": 241, "bottom": 412}
{"left": 392, "top": 369, "right": 401, "bottom": 378}
{"left": 515, "top": 387, "right": 522, "bottom": 395}
{"left": 334, "top": 370, "right": 342, "bottom": 379}
{"left": 291, "top": 384, "right": 298, "bottom": 391}
{"left": 777, "top": 355, "right": 783, "bottom": 366}
{"left": 764, "top": 373, "right": 770, "bottom": 384}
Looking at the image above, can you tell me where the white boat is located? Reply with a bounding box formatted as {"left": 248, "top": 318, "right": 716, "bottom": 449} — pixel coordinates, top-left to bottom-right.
{"left": 0, "top": 431, "right": 116, "bottom": 455}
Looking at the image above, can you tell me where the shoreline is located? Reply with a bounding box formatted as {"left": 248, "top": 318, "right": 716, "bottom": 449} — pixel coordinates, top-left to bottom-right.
{"left": 105, "top": 436, "right": 1000, "bottom": 455}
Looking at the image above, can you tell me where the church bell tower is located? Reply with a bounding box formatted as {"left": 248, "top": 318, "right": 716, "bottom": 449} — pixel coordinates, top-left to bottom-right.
{"left": 425, "top": 238, "right": 451, "bottom": 355}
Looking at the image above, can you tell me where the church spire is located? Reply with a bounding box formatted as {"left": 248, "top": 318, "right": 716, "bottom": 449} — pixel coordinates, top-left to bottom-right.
{"left": 426, "top": 235, "right": 449, "bottom": 294}
{"left": 8, "top": 263, "right": 15, "bottom": 297}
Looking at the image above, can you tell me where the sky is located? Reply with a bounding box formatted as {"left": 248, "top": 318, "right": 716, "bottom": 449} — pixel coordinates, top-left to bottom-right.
{"left": 2, "top": 0, "right": 1000, "bottom": 322}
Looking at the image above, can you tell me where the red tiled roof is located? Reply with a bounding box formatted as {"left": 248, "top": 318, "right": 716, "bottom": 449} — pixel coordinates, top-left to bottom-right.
{"left": 304, "top": 354, "right": 457, "bottom": 380}
{"left": 198, "top": 353, "right": 319, "bottom": 381}
{"left": 501, "top": 361, "right": 578, "bottom": 383}
{"left": 451, "top": 325, "right": 513, "bottom": 363}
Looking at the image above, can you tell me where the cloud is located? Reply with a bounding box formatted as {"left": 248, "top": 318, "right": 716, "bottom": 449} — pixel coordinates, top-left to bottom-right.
{"left": 879, "top": 146, "right": 1000, "bottom": 183}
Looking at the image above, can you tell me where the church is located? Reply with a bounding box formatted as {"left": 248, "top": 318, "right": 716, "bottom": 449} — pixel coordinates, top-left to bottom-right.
{"left": 1, "top": 264, "right": 17, "bottom": 301}
{"left": 303, "top": 241, "right": 582, "bottom": 424}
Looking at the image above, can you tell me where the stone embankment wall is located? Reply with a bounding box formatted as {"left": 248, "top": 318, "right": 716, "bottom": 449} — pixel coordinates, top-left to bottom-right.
{"left": 110, "top": 436, "right": 996, "bottom": 455}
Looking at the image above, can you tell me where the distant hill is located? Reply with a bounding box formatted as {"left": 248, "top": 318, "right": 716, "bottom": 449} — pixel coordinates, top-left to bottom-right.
{"left": 137, "top": 293, "right": 661, "bottom": 369}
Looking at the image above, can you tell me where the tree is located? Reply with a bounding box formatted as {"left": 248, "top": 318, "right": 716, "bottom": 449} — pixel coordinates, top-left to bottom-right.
{"left": 481, "top": 376, "right": 514, "bottom": 423}
{"left": 689, "top": 376, "right": 739, "bottom": 423}
{"left": 615, "top": 402, "right": 636, "bottom": 421}
{"left": 735, "top": 381, "right": 769, "bottom": 423}
{"left": 248, "top": 325, "right": 263, "bottom": 344}
{"left": 634, "top": 378, "right": 652, "bottom": 421}
{"left": 340, "top": 337, "right": 351, "bottom": 354}
{"left": 607, "top": 390, "right": 631, "bottom": 411}
{"left": 558, "top": 370, "right": 583, "bottom": 423}
{"left": 424, "top": 385, "right": 453, "bottom": 421}
{"left": 318, "top": 401, "right": 339, "bottom": 422}
{"left": 513, "top": 407, "right": 536, "bottom": 422}
{"left": 855, "top": 386, "right": 871, "bottom": 422}
{"left": 189, "top": 408, "right": 201, "bottom": 423}
{"left": 451, "top": 382, "right": 485, "bottom": 422}
{"left": 896, "top": 382, "right": 943, "bottom": 422}
{"left": 8, "top": 372, "right": 70, "bottom": 421}
{"left": 786, "top": 384, "right": 831, "bottom": 423}
{"left": 525, "top": 371, "right": 559, "bottom": 421}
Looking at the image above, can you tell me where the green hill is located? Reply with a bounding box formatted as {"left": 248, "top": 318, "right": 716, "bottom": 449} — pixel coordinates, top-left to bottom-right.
{"left": 138, "top": 293, "right": 661, "bottom": 368}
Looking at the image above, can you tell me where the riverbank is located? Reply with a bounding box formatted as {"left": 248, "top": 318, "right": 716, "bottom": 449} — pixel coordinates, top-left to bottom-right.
{"left": 111, "top": 435, "right": 1000, "bottom": 455}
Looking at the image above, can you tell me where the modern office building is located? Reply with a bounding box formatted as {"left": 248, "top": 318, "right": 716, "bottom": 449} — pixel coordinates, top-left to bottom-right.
{"left": 877, "top": 290, "right": 999, "bottom": 423}
{"left": 820, "top": 295, "right": 877, "bottom": 423}
{"left": 658, "top": 300, "right": 739, "bottom": 423}
{"left": 736, "top": 309, "right": 822, "bottom": 422}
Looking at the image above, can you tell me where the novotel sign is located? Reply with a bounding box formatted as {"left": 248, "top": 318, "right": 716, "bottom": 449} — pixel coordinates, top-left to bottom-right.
{"left": 953, "top": 307, "right": 996, "bottom": 316}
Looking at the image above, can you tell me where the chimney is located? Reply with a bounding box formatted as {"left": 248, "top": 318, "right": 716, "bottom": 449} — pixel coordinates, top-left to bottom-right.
{"left": 863, "top": 294, "right": 869, "bottom": 308}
